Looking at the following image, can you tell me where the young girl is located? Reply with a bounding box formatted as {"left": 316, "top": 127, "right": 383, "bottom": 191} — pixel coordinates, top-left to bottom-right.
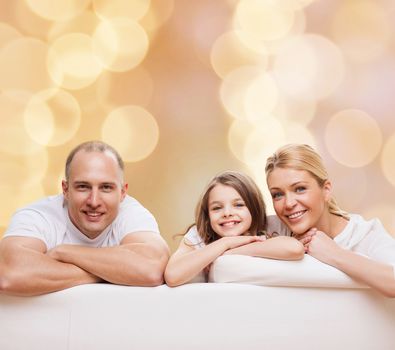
{"left": 265, "top": 143, "right": 395, "bottom": 297}
{"left": 165, "top": 171, "right": 304, "bottom": 287}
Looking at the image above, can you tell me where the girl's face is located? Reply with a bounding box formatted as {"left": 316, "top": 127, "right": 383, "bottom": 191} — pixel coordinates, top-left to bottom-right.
{"left": 208, "top": 184, "right": 252, "bottom": 237}
{"left": 267, "top": 167, "right": 331, "bottom": 235}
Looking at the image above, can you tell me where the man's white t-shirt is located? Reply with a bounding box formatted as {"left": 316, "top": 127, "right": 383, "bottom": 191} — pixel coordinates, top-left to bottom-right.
{"left": 4, "top": 194, "right": 160, "bottom": 250}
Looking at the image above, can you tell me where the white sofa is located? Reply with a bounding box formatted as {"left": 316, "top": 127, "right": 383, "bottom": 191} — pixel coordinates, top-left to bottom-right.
{"left": 1, "top": 256, "right": 395, "bottom": 350}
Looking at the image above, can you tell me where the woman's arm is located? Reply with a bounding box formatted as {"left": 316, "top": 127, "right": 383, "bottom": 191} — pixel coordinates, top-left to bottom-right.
{"left": 164, "top": 235, "right": 263, "bottom": 287}
{"left": 223, "top": 236, "right": 304, "bottom": 260}
{"left": 303, "top": 230, "right": 395, "bottom": 297}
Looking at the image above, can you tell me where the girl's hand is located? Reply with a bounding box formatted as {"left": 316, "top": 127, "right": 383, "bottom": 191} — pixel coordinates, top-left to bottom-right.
{"left": 219, "top": 235, "right": 265, "bottom": 251}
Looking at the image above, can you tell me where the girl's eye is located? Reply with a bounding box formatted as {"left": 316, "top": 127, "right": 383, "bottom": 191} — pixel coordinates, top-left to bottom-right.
{"left": 211, "top": 206, "right": 221, "bottom": 211}
{"left": 235, "top": 202, "right": 245, "bottom": 207}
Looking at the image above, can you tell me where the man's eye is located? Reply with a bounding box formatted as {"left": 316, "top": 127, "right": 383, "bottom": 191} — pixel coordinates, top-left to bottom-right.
{"left": 76, "top": 185, "right": 88, "bottom": 190}
{"left": 102, "top": 185, "right": 114, "bottom": 192}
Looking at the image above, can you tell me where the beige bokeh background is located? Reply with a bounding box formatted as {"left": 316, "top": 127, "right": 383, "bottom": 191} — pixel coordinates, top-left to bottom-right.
{"left": 0, "top": 0, "right": 394, "bottom": 252}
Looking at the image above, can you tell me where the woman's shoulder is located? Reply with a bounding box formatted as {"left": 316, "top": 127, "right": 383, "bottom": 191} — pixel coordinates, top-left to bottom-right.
{"left": 266, "top": 215, "right": 292, "bottom": 237}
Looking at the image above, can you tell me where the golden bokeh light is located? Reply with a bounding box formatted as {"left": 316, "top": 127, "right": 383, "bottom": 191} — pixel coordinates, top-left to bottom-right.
{"left": 227, "top": 119, "right": 255, "bottom": 162}
{"left": 0, "top": 146, "right": 48, "bottom": 189}
{"left": 282, "top": 122, "right": 316, "bottom": 147}
{"left": 47, "top": 33, "right": 103, "bottom": 90}
{"left": 101, "top": 105, "right": 159, "bottom": 162}
{"left": 220, "top": 65, "right": 266, "bottom": 120}
{"left": 0, "top": 22, "right": 22, "bottom": 49}
{"left": 243, "top": 117, "right": 286, "bottom": 165}
{"left": 0, "top": 91, "right": 43, "bottom": 155}
{"left": 96, "top": 67, "right": 154, "bottom": 109}
{"left": 93, "top": 0, "right": 151, "bottom": 21}
{"left": 331, "top": 1, "right": 391, "bottom": 63}
{"left": 92, "top": 18, "right": 149, "bottom": 72}
{"left": 47, "top": 11, "right": 100, "bottom": 41}
{"left": 0, "top": 184, "right": 46, "bottom": 227}
{"left": 271, "top": 0, "right": 316, "bottom": 11}
{"left": 325, "top": 109, "right": 382, "bottom": 168}
{"left": 25, "top": 0, "right": 90, "bottom": 22}
{"left": 273, "top": 34, "right": 344, "bottom": 100}
{"left": 24, "top": 89, "right": 81, "bottom": 146}
{"left": 210, "top": 30, "right": 268, "bottom": 79}
{"left": 234, "top": 0, "right": 295, "bottom": 41}
{"left": 274, "top": 94, "right": 316, "bottom": 125}
{"left": 0, "top": 37, "right": 54, "bottom": 92}
{"left": 140, "top": 0, "right": 175, "bottom": 37}
{"left": 381, "top": 133, "right": 395, "bottom": 187}
{"left": 245, "top": 72, "right": 279, "bottom": 122}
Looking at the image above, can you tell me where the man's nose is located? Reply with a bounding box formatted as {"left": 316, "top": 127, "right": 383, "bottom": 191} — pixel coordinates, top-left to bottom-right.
{"left": 87, "top": 188, "right": 101, "bottom": 207}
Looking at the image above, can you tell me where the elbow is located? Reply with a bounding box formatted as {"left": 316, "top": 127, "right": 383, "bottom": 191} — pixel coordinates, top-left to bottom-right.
{"left": 381, "top": 285, "right": 395, "bottom": 298}
{"left": 0, "top": 270, "right": 20, "bottom": 295}
{"left": 164, "top": 268, "right": 184, "bottom": 288}
{"left": 139, "top": 262, "right": 166, "bottom": 287}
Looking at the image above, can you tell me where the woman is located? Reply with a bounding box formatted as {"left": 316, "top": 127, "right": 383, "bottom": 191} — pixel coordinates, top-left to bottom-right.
{"left": 164, "top": 171, "right": 304, "bottom": 287}
{"left": 265, "top": 143, "right": 395, "bottom": 297}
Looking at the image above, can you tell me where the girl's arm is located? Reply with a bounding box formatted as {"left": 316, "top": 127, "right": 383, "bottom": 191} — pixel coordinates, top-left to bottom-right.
{"left": 303, "top": 230, "right": 395, "bottom": 297}
{"left": 223, "top": 236, "right": 304, "bottom": 260}
{"left": 164, "top": 235, "right": 263, "bottom": 287}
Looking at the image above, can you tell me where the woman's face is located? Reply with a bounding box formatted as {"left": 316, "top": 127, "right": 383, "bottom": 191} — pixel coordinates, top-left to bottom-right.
{"left": 207, "top": 184, "right": 252, "bottom": 237}
{"left": 267, "top": 167, "right": 331, "bottom": 235}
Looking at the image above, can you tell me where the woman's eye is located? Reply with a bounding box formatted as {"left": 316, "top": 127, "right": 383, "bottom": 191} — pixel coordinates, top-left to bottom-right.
{"left": 295, "top": 186, "right": 306, "bottom": 193}
{"left": 271, "top": 192, "right": 283, "bottom": 199}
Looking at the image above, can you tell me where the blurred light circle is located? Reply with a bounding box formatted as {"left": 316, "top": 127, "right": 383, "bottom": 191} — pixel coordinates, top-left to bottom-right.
{"left": 47, "top": 33, "right": 103, "bottom": 90}
{"left": 381, "top": 133, "right": 395, "bottom": 187}
{"left": 235, "top": 0, "right": 295, "bottom": 41}
{"left": 93, "top": 0, "right": 151, "bottom": 21}
{"left": 243, "top": 118, "right": 286, "bottom": 165}
{"left": 0, "top": 91, "right": 42, "bottom": 155}
{"left": 271, "top": 0, "right": 316, "bottom": 11}
{"left": 227, "top": 119, "right": 255, "bottom": 162}
{"left": 0, "top": 146, "right": 48, "bottom": 189}
{"left": 0, "top": 38, "right": 54, "bottom": 93}
{"left": 96, "top": 67, "right": 154, "bottom": 109}
{"left": 47, "top": 11, "right": 100, "bottom": 41}
{"left": 331, "top": 1, "right": 391, "bottom": 63}
{"left": 92, "top": 18, "right": 149, "bottom": 72}
{"left": 0, "top": 22, "right": 22, "bottom": 49}
{"left": 273, "top": 34, "right": 344, "bottom": 100}
{"left": 325, "top": 109, "right": 382, "bottom": 167}
{"left": 274, "top": 94, "right": 316, "bottom": 125}
{"left": 283, "top": 122, "right": 316, "bottom": 147}
{"left": 245, "top": 73, "right": 279, "bottom": 122}
{"left": 220, "top": 65, "right": 265, "bottom": 120}
{"left": 210, "top": 30, "right": 268, "bottom": 79}
{"left": 0, "top": 184, "right": 46, "bottom": 227}
{"left": 101, "top": 106, "right": 159, "bottom": 162}
{"left": 140, "top": 0, "right": 175, "bottom": 37}
{"left": 25, "top": 0, "right": 90, "bottom": 22}
{"left": 24, "top": 89, "right": 81, "bottom": 147}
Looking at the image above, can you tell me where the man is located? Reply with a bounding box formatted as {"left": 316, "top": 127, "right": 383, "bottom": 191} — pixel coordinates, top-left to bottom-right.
{"left": 0, "top": 141, "right": 169, "bottom": 296}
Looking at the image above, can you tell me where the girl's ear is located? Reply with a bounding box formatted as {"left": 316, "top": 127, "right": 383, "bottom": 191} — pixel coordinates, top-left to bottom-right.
{"left": 323, "top": 180, "right": 332, "bottom": 202}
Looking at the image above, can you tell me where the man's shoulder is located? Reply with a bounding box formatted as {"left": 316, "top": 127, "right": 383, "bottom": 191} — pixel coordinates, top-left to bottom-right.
{"left": 18, "top": 194, "right": 65, "bottom": 215}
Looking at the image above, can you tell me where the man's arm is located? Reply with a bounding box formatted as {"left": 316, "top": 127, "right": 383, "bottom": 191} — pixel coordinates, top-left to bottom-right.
{"left": 0, "top": 237, "right": 101, "bottom": 296}
{"left": 48, "top": 232, "right": 170, "bottom": 286}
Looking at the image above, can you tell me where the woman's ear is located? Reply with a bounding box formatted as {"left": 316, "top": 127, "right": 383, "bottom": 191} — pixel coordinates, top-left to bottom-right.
{"left": 323, "top": 180, "right": 332, "bottom": 202}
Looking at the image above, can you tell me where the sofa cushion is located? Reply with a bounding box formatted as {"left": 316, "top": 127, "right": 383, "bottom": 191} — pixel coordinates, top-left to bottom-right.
{"left": 208, "top": 254, "right": 368, "bottom": 288}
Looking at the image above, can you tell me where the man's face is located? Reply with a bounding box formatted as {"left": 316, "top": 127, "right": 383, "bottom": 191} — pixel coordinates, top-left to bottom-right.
{"left": 62, "top": 150, "right": 127, "bottom": 239}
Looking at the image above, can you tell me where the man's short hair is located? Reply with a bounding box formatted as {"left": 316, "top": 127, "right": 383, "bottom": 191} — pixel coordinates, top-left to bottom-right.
{"left": 65, "top": 141, "right": 124, "bottom": 181}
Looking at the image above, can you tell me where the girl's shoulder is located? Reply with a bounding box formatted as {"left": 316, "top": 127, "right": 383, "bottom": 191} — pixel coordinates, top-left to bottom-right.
{"left": 266, "top": 215, "right": 292, "bottom": 237}
{"left": 184, "top": 225, "right": 205, "bottom": 249}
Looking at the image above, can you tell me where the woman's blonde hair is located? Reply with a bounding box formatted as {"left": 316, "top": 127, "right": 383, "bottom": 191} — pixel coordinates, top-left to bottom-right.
{"left": 194, "top": 171, "right": 267, "bottom": 244}
{"left": 265, "top": 144, "right": 349, "bottom": 219}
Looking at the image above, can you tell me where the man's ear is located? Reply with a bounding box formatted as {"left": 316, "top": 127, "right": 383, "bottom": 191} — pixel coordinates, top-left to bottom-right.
{"left": 323, "top": 180, "right": 332, "bottom": 202}
{"left": 62, "top": 180, "right": 69, "bottom": 198}
{"left": 121, "top": 183, "right": 128, "bottom": 201}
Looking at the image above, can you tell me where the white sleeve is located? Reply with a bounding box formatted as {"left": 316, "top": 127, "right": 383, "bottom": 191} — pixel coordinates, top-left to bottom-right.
{"left": 184, "top": 225, "right": 205, "bottom": 249}
{"left": 114, "top": 196, "right": 160, "bottom": 242}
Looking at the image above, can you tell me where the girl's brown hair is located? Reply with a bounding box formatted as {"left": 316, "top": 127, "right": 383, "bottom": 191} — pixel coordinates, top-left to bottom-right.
{"left": 195, "top": 171, "right": 267, "bottom": 244}
{"left": 265, "top": 144, "right": 349, "bottom": 219}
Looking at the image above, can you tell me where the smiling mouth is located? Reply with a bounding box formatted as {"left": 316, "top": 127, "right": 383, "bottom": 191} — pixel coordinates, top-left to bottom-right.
{"left": 220, "top": 221, "right": 240, "bottom": 227}
{"left": 84, "top": 211, "right": 104, "bottom": 220}
{"left": 286, "top": 210, "right": 306, "bottom": 220}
